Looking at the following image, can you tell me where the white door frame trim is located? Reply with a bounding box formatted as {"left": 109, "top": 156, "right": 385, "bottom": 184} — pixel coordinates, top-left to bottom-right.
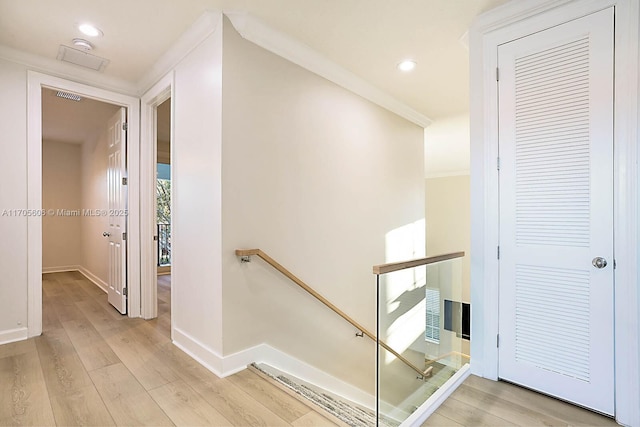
{"left": 140, "top": 72, "right": 174, "bottom": 321}
{"left": 27, "top": 71, "right": 142, "bottom": 336}
{"left": 470, "top": 0, "right": 639, "bottom": 425}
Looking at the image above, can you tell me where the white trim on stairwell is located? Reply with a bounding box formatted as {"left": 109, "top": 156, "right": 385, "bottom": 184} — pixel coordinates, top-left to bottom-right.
{"left": 172, "top": 326, "right": 377, "bottom": 411}
{"left": 400, "top": 364, "right": 470, "bottom": 427}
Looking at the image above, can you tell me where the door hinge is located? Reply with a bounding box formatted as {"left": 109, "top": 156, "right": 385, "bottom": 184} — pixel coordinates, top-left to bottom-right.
{"left": 497, "top": 334, "right": 500, "bottom": 348}
{"left": 496, "top": 67, "right": 500, "bottom": 81}
{"left": 123, "top": 287, "right": 128, "bottom": 296}
{"left": 122, "top": 177, "right": 128, "bottom": 185}
{"left": 122, "top": 122, "right": 128, "bottom": 131}
{"left": 497, "top": 156, "right": 501, "bottom": 171}
{"left": 613, "top": 259, "right": 617, "bottom": 269}
{"left": 122, "top": 232, "right": 127, "bottom": 241}
{"left": 153, "top": 235, "right": 158, "bottom": 241}
{"left": 497, "top": 246, "right": 500, "bottom": 260}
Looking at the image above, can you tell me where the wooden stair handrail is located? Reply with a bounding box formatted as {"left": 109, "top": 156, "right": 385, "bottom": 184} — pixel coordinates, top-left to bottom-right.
{"left": 372, "top": 252, "right": 465, "bottom": 275}
{"left": 236, "top": 248, "right": 433, "bottom": 378}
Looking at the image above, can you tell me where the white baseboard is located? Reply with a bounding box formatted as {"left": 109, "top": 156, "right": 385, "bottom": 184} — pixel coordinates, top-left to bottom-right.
{"left": 41, "top": 265, "right": 108, "bottom": 293}
{"left": 42, "top": 265, "right": 80, "bottom": 274}
{"left": 0, "top": 327, "right": 28, "bottom": 345}
{"left": 172, "top": 327, "right": 229, "bottom": 377}
{"left": 78, "top": 267, "right": 108, "bottom": 293}
{"left": 172, "top": 327, "right": 375, "bottom": 410}
{"left": 256, "top": 345, "right": 375, "bottom": 410}
{"left": 400, "top": 364, "right": 471, "bottom": 427}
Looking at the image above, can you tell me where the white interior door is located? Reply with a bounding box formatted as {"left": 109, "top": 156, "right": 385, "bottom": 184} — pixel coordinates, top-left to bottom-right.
{"left": 497, "top": 8, "right": 614, "bottom": 415}
{"left": 107, "top": 107, "right": 128, "bottom": 314}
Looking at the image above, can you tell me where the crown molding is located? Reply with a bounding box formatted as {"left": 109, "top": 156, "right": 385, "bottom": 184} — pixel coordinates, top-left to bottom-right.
{"left": 1, "top": 9, "right": 431, "bottom": 128}
{"left": 225, "top": 11, "right": 432, "bottom": 128}
{"left": 471, "top": 0, "right": 573, "bottom": 34}
{"left": 137, "top": 10, "right": 222, "bottom": 95}
{"left": 0, "top": 44, "right": 137, "bottom": 95}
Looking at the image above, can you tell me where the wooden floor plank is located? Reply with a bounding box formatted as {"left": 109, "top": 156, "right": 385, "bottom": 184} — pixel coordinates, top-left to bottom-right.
{"left": 0, "top": 338, "right": 36, "bottom": 359}
{"left": 35, "top": 328, "right": 115, "bottom": 426}
{"left": 74, "top": 298, "right": 127, "bottom": 332}
{"left": 99, "top": 322, "right": 179, "bottom": 390}
{"left": 148, "top": 379, "right": 233, "bottom": 426}
{"left": 74, "top": 277, "right": 107, "bottom": 299}
{"left": 48, "top": 385, "right": 115, "bottom": 427}
{"left": 227, "top": 368, "right": 312, "bottom": 423}
{"left": 184, "top": 376, "right": 291, "bottom": 427}
{"left": 0, "top": 351, "right": 56, "bottom": 426}
{"left": 436, "top": 396, "right": 514, "bottom": 426}
{"left": 153, "top": 341, "right": 222, "bottom": 387}
{"left": 42, "top": 276, "right": 66, "bottom": 299}
{"left": 59, "top": 279, "right": 94, "bottom": 303}
{"left": 292, "top": 411, "right": 340, "bottom": 426}
{"left": 448, "top": 383, "right": 567, "bottom": 426}
{"left": 61, "top": 318, "right": 121, "bottom": 372}
{"left": 48, "top": 296, "right": 85, "bottom": 324}
{"left": 462, "top": 375, "right": 617, "bottom": 426}
{"left": 42, "top": 301, "right": 63, "bottom": 332}
{"left": 89, "top": 363, "right": 174, "bottom": 426}
{"left": 420, "top": 412, "right": 463, "bottom": 427}
{"left": 34, "top": 328, "right": 96, "bottom": 394}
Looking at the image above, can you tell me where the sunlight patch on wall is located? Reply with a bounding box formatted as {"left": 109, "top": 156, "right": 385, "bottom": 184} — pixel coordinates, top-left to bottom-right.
{"left": 382, "top": 218, "right": 427, "bottom": 363}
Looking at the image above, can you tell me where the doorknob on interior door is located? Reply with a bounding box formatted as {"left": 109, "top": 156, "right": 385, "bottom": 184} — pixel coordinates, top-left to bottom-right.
{"left": 592, "top": 257, "right": 607, "bottom": 269}
{"left": 103, "top": 231, "right": 111, "bottom": 237}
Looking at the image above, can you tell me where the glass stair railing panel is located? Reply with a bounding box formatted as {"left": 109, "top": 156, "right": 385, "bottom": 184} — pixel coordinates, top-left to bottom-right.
{"left": 376, "top": 255, "right": 468, "bottom": 425}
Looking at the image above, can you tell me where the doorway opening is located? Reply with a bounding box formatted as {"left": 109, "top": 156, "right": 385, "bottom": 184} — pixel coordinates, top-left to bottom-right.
{"left": 154, "top": 97, "right": 172, "bottom": 336}
{"left": 41, "top": 87, "right": 128, "bottom": 319}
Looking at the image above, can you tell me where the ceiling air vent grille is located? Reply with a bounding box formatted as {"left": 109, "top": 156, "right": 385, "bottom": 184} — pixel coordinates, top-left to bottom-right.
{"left": 56, "top": 45, "right": 110, "bottom": 72}
{"left": 55, "top": 91, "right": 82, "bottom": 102}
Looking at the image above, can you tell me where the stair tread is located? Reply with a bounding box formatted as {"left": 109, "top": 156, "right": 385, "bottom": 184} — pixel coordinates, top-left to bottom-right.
{"left": 250, "top": 363, "right": 398, "bottom": 427}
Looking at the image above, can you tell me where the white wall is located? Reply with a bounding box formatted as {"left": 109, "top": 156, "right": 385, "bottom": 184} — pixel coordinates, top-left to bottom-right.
{"left": 424, "top": 113, "right": 470, "bottom": 178}
{"left": 220, "top": 18, "right": 424, "bottom": 394}
{"left": 42, "top": 140, "right": 82, "bottom": 269}
{"left": 423, "top": 112, "right": 472, "bottom": 359}
{"left": 425, "top": 175, "right": 471, "bottom": 358}
{"left": 0, "top": 58, "right": 28, "bottom": 339}
{"left": 80, "top": 129, "right": 109, "bottom": 284}
{"left": 425, "top": 175, "right": 470, "bottom": 301}
{"left": 170, "top": 20, "right": 224, "bottom": 356}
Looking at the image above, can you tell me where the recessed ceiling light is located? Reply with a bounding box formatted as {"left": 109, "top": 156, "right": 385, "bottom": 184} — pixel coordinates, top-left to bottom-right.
{"left": 397, "top": 60, "right": 417, "bottom": 72}
{"left": 72, "top": 38, "right": 92, "bottom": 50}
{"left": 78, "top": 23, "right": 103, "bottom": 37}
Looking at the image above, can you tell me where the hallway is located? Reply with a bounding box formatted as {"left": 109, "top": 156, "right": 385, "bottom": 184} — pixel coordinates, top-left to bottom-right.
{"left": 0, "top": 272, "right": 338, "bottom": 426}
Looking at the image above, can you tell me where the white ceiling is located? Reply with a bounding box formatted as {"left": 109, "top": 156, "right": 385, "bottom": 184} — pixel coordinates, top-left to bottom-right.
{"left": 0, "top": 0, "right": 508, "bottom": 120}
{"left": 42, "top": 88, "right": 120, "bottom": 144}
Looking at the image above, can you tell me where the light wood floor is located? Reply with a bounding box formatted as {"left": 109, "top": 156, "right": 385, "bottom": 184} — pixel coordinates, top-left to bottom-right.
{"left": 0, "top": 272, "right": 339, "bottom": 426}
{"left": 423, "top": 375, "right": 618, "bottom": 427}
{"left": 0, "top": 272, "right": 621, "bottom": 426}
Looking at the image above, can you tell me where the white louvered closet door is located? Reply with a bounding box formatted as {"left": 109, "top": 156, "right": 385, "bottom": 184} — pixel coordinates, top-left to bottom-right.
{"left": 497, "top": 8, "right": 614, "bottom": 415}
